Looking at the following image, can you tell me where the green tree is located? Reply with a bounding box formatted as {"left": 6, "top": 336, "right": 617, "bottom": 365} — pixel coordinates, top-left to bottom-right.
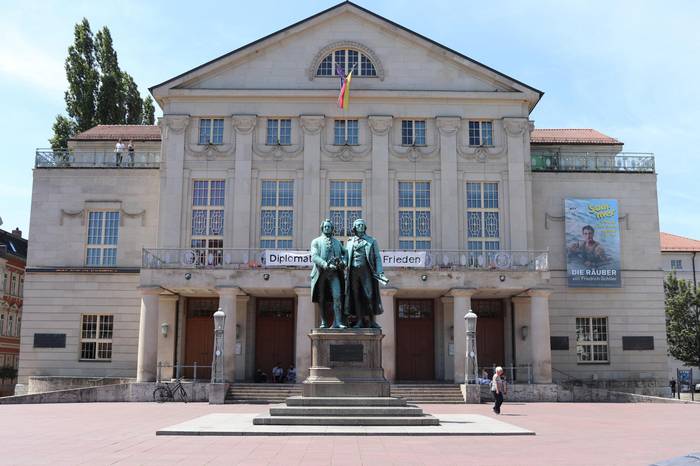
{"left": 49, "top": 115, "right": 78, "bottom": 149}
{"left": 665, "top": 273, "right": 700, "bottom": 368}
{"left": 123, "top": 72, "right": 143, "bottom": 124}
{"left": 63, "top": 18, "right": 99, "bottom": 132}
{"left": 95, "top": 27, "right": 125, "bottom": 124}
{"left": 142, "top": 96, "right": 155, "bottom": 125}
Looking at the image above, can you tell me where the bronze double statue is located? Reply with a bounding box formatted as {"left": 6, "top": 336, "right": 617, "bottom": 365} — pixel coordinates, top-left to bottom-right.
{"left": 310, "top": 218, "right": 389, "bottom": 329}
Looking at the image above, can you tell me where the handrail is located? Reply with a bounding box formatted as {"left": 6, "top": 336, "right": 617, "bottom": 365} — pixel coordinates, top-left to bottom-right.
{"left": 35, "top": 148, "right": 161, "bottom": 168}
{"left": 531, "top": 151, "right": 654, "bottom": 173}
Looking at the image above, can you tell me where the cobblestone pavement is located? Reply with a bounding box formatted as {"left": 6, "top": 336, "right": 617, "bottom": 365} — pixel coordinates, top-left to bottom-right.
{"left": 0, "top": 401, "right": 698, "bottom": 465}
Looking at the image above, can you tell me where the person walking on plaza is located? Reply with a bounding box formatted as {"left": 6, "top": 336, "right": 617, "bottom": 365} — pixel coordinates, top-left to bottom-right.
{"left": 491, "top": 366, "right": 507, "bottom": 414}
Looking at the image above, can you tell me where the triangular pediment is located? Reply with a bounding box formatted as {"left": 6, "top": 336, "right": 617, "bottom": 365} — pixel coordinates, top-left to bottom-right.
{"left": 151, "top": 2, "right": 542, "bottom": 108}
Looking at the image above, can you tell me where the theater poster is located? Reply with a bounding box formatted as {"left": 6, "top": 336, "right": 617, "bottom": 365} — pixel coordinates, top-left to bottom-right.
{"left": 565, "top": 198, "right": 621, "bottom": 288}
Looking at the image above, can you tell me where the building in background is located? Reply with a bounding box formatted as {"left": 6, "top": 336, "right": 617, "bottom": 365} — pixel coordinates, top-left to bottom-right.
{"left": 0, "top": 228, "right": 27, "bottom": 396}
{"left": 17, "top": 2, "right": 668, "bottom": 396}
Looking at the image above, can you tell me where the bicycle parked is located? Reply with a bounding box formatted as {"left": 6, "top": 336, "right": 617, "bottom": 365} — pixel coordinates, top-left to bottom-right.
{"left": 153, "top": 378, "right": 189, "bottom": 403}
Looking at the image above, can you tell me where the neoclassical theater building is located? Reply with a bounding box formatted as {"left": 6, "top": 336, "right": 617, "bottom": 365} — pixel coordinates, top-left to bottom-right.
{"left": 18, "top": 2, "right": 667, "bottom": 394}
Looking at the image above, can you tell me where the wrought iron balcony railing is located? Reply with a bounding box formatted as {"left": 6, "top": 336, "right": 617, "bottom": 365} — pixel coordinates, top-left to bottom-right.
{"left": 35, "top": 149, "right": 161, "bottom": 168}
{"left": 531, "top": 151, "right": 654, "bottom": 173}
{"left": 142, "top": 248, "right": 549, "bottom": 272}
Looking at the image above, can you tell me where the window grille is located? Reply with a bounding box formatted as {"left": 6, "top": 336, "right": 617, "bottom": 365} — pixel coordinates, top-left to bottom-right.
{"left": 260, "top": 180, "right": 294, "bottom": 248}
{"left": 398, "top": 181, "right": 431, "bottom": 249}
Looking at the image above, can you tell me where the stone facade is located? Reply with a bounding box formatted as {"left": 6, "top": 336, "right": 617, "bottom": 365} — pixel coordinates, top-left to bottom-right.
{"left": 18, "top": 3, "right": 669, "bottom": 395}
{"left": 0, "top": 229, "right": 27, "bottom": 396}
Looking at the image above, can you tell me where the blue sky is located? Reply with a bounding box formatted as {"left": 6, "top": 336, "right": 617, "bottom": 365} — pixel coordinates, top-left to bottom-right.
{"left": 1, "top": 0, "right": 699, "bottom": 241}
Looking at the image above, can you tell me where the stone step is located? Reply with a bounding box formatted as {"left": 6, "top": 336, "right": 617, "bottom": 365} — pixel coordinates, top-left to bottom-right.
{"left": 253, "top": 415, "right": 439, "bottom": 426}
{"left": 286, "top": 396, "right": 407, "bottom": 407}
{"left": 269, "top": 406, "right": 424, "bottom": 417}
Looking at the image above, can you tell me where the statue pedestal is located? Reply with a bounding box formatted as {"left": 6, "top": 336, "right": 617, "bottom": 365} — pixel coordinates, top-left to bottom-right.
{"left": 303, "top": 328, "right": 390, "bottom": 397}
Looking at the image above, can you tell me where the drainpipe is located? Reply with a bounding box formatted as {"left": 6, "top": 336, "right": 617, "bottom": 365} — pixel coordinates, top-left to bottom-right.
{"left": 693, "top": 251, "right": 697, "bottom": 290}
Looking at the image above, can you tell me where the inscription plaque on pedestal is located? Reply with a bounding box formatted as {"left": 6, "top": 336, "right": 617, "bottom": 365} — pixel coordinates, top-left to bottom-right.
{"left": 330, "top": 344, "right": 364, "bottom": 362}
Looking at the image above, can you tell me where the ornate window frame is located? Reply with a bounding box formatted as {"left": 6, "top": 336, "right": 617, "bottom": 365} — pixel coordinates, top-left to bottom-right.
{"left": 307, "top": 41, "right": 385, "bottom": 81}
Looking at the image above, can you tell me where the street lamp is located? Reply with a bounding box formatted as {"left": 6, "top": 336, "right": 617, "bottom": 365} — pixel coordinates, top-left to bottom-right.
{"left": 464, "top": 310, "right": 478, "bottom": 386}
{"left": 212, "top": 309, "right": 226, "bottom": 383}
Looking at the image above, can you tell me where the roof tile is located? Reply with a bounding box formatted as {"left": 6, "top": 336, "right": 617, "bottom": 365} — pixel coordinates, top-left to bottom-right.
{"left": 71, "top": 125, "right": 161, "bottom": 141}
{"left": 531, "top": 128, "right": 621, "bottom": 145}
{"left": 661, "top": 232, "right": 700, "bottom": 252}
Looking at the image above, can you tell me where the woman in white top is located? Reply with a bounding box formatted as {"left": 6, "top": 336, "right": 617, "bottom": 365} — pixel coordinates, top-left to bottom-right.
{"left": 491, "top": 366, "right": 507, "bottom": 414}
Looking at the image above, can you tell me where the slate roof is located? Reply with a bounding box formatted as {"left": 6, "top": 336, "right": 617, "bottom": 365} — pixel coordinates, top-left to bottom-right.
{"left": 661, "top": 232, "right": 700, "bottom": 252}
{"left": 0, "top": 229, "right": 28, "bottom": 261}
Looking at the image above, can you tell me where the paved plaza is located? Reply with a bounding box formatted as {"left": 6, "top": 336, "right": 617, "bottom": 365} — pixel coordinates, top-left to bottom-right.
{"left": 1, "top": 401, "right": 699, "bottom": 465}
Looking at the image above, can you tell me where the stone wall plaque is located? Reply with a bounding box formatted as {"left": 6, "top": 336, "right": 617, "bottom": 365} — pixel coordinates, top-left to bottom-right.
{"left": 330, "top": 344, "right": 364, "bottom": 362}
{"left": 622, "top": 336, "right": 654, "bottom": 350}
{"left": 33, "top": 333, "right": 66, "bottom": 348}
{"left": 550, "top": 336, "right": 569, "bottom": 350}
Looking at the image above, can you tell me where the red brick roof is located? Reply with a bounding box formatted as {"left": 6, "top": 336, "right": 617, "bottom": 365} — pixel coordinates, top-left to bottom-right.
{"left": 531, "top": 128, "right": 622, "bottom": 145}
{"left": 661, "top": 232, "right": 700, "bottom": 252}
{"left": 71, "top": 125, "right": 161, "bottom": 141}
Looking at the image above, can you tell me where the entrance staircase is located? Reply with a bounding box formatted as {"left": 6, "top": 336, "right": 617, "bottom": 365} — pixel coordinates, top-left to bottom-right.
{"left": 225, "top": 383, "right": 301, "bottom": 403}
{"left": 225, "top": 383, "right": 464, "bottom": 403}
{"left": 391, "top": 384, "right": 464, "bottom": 403}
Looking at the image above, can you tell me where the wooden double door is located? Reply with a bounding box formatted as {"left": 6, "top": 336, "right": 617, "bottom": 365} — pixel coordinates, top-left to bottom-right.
{"left": 254, "top": 298, "right": 295, "bottom": 379}
{"left": 396, "top": 299, "right": 435, "bottom": 381}
{"left": 184, "top": 297, "right": 218, "bottom": 380}
{"left": 472, "top": 299, "right": 505, "bottom": 368}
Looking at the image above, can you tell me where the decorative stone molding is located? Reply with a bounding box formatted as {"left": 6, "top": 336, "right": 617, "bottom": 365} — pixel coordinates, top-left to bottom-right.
{"left": 435, "top": 117, "right": 460, "bottom": 135}
{"left": 320, "top": 129, "right": 371, "bottom": 162}
{"left": 307, "top": 41, "right": 385, "bottom": 81}
{"left": 161, "top": 115, "right": 190, "bottom": 135}
{"left": 253, "top": 120, "right": 303, "bottom": 160}
{"left": 389, "top": 139, "right": 440, "bottom": 162}
{"left": 300, "top": 115, "right": 325, "bottom": 135}
{"left": 368, "top": 116, "right": 393, "bottom": 135}
{"left": 120, "top": 208, "right": 146, "bottom": 227}
{"left": 187, "top": 142, "right": 234, "bottom": 160}
{"left": 503, "top": 118, "right": 531, "bottom": 137}
{"left": 232, "top": 115, "right": 257, "bottom": 134}
{"left": 447, "top": 288, "right": 476, "bottom": 298}
{"left": 60, "top": 209, "right": 85, "bottom": 226}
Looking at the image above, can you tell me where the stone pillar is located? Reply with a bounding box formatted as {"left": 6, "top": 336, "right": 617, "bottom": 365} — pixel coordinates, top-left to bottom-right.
{"left": 157, "top": 115, "right": 189, "bottom": 248}
{"left": 137, "top": 287, "right": 161, "bottom": 382}
{"left": 157, "top": 295, "right": 178, "bottom": 380}
{"left": 300, "top": 116, "right": 325, "bottom": 247}
{"left": 511, "top": 295, "right": 532, "bottom": 383}
{"left": 449, "top": 288, "right": 474, "bottom": 383}
{"left": 528, "top": 289, "right": 552, "bottom": 383}
{"left": 231, "top": 115, "right": 257, "bottom": 249}
{"left": 235, "top": 295, "right": 250, "bottom": 382}
{"left": 294, "top": 287, "right": 314, "bottom": 381}
{"left": 503, "top": 117, "right": 531, "bottom": 251}
{"left": 217, "top": 287, "right": 243, "bottom": 383}
{"left": 368, "top": 116, "right": 393, "bottom": 247}
{"left": 436, "top": 117, "right": 461, "bottom": 250}
{"left": 377, "top": 288, "right": 398, "bottom": 382}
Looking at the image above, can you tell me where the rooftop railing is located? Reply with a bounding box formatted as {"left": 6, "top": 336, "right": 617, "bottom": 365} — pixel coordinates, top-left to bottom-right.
{"left": 35, "top": 149, "right": 160, "bottom": 168}
{"left": 142, "top": 248, "right": 549, "bottom": 272}
{"left": 531, "top": 151, "right": 654, "bottom": 173}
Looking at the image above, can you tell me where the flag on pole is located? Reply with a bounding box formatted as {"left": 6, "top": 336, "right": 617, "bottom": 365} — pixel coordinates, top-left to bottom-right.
{"left": 336, "top": 64, "right": 353, "bottom": 110}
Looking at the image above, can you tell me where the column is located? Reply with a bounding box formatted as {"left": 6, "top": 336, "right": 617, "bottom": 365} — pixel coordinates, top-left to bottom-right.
{"left": 235, "top": 295, "right": 250, "bottom": 381}
{"left": 511, "top": 295, "right": 532, "bottom": 383}
{"left": 157, "top": 115, "right": 189, "bottom": 248}
{"left": 231, "top": 115, "right": 257, "bottom": 249}
{"left": 294, "top": 287, "right": 314, "bottom": 381}
{"left": 300, "top": 116, "right": 325, "bottom": 247}
{"left": 368, "top": 116, "right": 393, "bottom": 247}
{"left": 528, "top": 289, "right": 553, "bottom": 383}
{"left": 503, "top": 117, "right": 532, "bottom": 251}
{"left": 217, "top": 287, "right": 243, "bottom": 383}
{"left": 137, "top": 287, "right": 161, "bottom": 382}
{"left": 377, "top": 288, "right": 398, "bottom": 382}
{"left": 449, "top": 288, "right": 474, "bottom": 383}
{"left": 157, "top": 295, "right": 178, "bottom": 380}
{"left": 436, "top": 117, "right": 461, "bottom": 250}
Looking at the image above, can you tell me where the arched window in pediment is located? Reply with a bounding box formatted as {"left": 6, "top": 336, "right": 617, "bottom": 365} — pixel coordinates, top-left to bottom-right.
{"left": 309, "top": 42, "right": 384, "bottom": 80}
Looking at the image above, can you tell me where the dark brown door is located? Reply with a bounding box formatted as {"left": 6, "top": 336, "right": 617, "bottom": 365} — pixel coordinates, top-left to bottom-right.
{"left": 396, "top": 299, "right": 435, "bottom": 381}
{"left": 255, "top": 298, "right": 295, "bottom": 380}
{"left": 184, "top": 297, "right": 218, "bottom": 380}
{"left": 472, "top": 299, "right": 505, "bottom": 368}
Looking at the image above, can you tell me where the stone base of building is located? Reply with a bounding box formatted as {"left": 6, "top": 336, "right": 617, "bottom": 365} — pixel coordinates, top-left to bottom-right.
{"left": 302, "top": 328, "right": 390, "bottom": 397}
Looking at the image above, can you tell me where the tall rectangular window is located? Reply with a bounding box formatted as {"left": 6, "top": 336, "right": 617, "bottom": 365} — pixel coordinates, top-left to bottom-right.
{"left": 0, "top": 314, "right": 4, "bottom": 336}
{"left": 466, "top": 182, "right": 500, "bottom": 257}
{"left": 576, "top": 317, "right": 609, "bottom": 363}
{"left": 329, "top": 181, "right": 362, "bottom": 239}
{"left": 671, "top": 259, "right": 683, "bottom": 270}
{"left": 266, "top": 119, "right": 292, "bottom": 145}
{"left": 401, "top": 120, "right": 426, "bottom": 145}
{"left": 2, "top": 272, "right": 7, "bottom": 293}
{"left": 261, "top": 180, "right": 294, "bottom": 248}
{"left": 199, "top": 118, "right": 224, "bottom": 144}
{"left": 80, "top": 314, "right": 114, "bottom": 361}
{"left": 398, "top": 181, "right": 431, "bottom": 249}
{"left": 10, "top": 274, "right": 17, "bottom": 296}
{"left": 7, "top": 316, "right": 13, "bottom": 337}
{"left": 468, "top": 121, "right": 493, "bottom": 146}
{"left": 334, "top": 120, "right": 359, "bottom": 145}
{"left": 86, "top": 211, "right": 120, "bottom": 266}
{"left": 191, "top": 180, "right": 225, "bottom": 266}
